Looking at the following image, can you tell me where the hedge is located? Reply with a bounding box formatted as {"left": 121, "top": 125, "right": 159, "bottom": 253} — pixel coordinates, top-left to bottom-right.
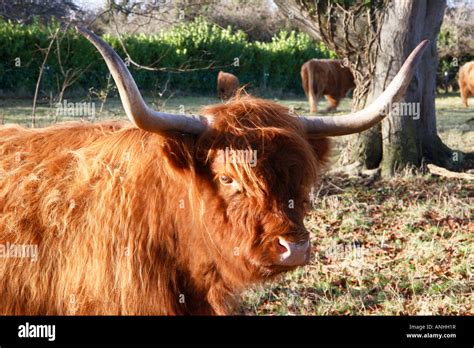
{"left": 0, "top": 18, "right": 335, "bottom": 98}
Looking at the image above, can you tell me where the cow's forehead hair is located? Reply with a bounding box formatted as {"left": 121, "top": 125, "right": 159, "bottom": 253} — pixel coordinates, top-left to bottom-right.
{"left": 196, "top": 95, "right": 322, "bottom": 200}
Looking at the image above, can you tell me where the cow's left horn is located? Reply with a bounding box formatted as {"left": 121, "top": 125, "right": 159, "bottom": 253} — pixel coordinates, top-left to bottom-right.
{"left": 301, "top": 40, "right": 429, "bottom": 136}
{"left": 76, "top": 26, "right": 210, "bottom": 134}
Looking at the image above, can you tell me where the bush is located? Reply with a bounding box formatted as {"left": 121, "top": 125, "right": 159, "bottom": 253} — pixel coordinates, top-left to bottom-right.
{"left": 0, "top": 18, "right": 334, "bottom": 98}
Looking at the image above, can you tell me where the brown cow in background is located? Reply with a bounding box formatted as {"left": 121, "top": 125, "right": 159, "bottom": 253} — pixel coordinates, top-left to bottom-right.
{"left": 301, "top": 59, "right": 355, "bottom": 113}
{"left": 217, "top": 71, "right": 239, "bottom": 100}
{"left": 459, "top": 61, "right": 474, "bottom": 107}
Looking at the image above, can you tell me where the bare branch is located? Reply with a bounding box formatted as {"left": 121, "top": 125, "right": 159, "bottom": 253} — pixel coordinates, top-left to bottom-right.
{"left": 32, "top": 26, "right": 61, "bottom": 128}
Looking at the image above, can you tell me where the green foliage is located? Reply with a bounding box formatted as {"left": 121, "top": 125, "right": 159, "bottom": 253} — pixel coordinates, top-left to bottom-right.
{"left": 0, "top": 17, "right": 333, "bottom": 97}
{"left": 0, "top": 18, "right": 103, "bottom": 96}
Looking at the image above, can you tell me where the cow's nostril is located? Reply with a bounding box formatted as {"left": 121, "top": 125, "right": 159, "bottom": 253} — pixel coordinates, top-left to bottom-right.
{"left": 274, "top": 236, "right": 310, "bottom": 267}
{"left": 276, "top": 237, "right": 289, "bottom": 254}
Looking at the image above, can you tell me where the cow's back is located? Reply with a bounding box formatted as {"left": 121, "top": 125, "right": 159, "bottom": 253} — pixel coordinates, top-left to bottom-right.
{"left": 0, "top": 121, "right": 127, "bottom": 169}
{"left": 217, "top": 71, "right": 239, "bottom": 99}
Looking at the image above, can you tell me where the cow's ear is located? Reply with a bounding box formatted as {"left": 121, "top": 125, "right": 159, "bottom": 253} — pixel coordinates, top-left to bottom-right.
{"left": 306, "top": 135, "right": 331, "bottom": 166}
{"left": 161, "top": 134, "right": 196, "bottom": 171}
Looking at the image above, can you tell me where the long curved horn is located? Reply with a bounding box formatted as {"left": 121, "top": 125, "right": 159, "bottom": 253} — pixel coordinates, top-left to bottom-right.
{"left": 76, "top": 26, "right": 210, "bottom": 134}
{"left": 301, "top": 40, "right": 429, "bottom": 136}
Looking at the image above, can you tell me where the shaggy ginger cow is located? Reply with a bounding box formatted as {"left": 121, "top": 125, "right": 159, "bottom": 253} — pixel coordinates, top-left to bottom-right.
{"left": 301, "top": 59, "right": 355, "bottom": 113}
{"left": 217, "top": 71, "right": 239, "bottom": 100}
{"left": 0, "top": 27, "right": 427, "bottom": 315}
{"left": 458, "top": 61, "right": 474, "bottom": 107}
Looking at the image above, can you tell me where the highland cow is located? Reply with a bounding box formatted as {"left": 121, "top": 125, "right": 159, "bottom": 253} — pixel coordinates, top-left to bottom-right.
{"left": 217, "top": 71, "right": 239, "bottom": 100}
{"left": 458, "top": 61, "right": 474, "bottom": 107}
{"left": 301, "top": 59, "right": 355, "bottom": 113}
{"left": 0, "top": 27, "right": 428, "bottom": 315}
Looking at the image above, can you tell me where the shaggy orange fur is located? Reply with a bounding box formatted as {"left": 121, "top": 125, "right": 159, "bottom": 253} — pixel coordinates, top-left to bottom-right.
{"left": 0, "top": 95, "right": 329, "bottom": 315}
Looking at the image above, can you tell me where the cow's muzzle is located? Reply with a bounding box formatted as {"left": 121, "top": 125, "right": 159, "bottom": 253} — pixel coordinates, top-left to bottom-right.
{"left": 275, "top": 236, "right": 311, "bottom": 267}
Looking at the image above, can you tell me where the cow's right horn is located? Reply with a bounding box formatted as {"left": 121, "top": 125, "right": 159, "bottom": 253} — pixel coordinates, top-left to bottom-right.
{"left": 77, "top": 26, "right": 210, "bottom": 135}
{"left": 301, "top": 40, "right": 429, "bottom": 136}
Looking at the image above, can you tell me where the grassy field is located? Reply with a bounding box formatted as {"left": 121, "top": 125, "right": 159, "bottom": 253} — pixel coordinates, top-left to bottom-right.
{"left": 0, "top": 94, "right": 472, "bottom": 315}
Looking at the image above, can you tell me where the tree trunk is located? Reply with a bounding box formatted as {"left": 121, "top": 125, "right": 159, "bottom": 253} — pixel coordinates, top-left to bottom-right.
{"left": 377, "top": 0, "right": 448, "bottom": 176}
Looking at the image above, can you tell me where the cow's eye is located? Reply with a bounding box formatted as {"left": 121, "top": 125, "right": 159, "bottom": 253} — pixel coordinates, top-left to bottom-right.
{"left": 219, "top": 175, "right": 234, "bottom": 185}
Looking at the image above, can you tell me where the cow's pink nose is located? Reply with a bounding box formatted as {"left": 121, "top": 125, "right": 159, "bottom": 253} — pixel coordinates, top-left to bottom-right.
{"left": 275, "top": 237, "right": 311, "bottom": 266}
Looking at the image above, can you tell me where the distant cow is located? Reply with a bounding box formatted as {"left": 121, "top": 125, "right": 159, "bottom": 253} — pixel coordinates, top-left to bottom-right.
{"left": 459, "top": 61, "right": 474, "bottom": 107}
{"left": 0, "top": 26, "right": 427, "bottom": 315}
{"left": 301, "top": 59, "right": 355, "bottom": 113}
{"left": 217, "top": 71, "right": 239, "bottom": 100}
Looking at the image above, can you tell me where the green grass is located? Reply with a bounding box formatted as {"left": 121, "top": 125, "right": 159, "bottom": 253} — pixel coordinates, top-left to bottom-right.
{"left": 0, "top": 93, "right": 472, "bottom": 315}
